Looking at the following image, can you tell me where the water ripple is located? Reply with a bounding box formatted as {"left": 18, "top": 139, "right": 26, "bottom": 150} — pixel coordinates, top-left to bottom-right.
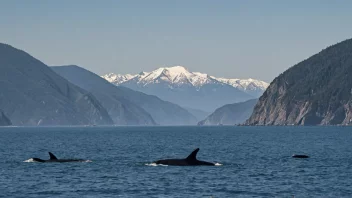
{"left": 0, "top": 126, "right": 351, "bottom": 197}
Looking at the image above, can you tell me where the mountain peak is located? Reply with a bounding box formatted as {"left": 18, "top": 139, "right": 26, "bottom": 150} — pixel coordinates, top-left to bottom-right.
{"left": 139, "top": 65, "right": 197, "bottom": 85}
{"left": 164, "top": 65, "right": 189, "bottom": 73}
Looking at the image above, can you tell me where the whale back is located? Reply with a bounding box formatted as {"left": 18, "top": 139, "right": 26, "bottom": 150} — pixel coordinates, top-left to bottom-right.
{"left": 292, "top": 154, "right": 309, "bottom": 158}
{"left": 32, "top": 158, "right": 45, "bottom": 162}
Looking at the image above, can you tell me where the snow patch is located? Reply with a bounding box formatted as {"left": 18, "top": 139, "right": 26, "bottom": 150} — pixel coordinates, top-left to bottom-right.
{"left": 212, "top": 76, "right": 269, "bottom": 91}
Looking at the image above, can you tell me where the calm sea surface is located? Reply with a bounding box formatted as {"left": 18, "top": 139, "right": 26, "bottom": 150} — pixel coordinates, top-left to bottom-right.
{"left": 0, "top": 126, "right": 351, "bottom": 197}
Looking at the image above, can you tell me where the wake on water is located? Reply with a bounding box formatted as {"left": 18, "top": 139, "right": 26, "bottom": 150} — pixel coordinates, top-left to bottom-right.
{"left": 23, "top": 159, "right": 220, "bottom": 165}
{"left": 23, "top": 158, "right": 92, "bottom": 163}
{"left": 145, "top": 163, "right": 168, "bottom": 166}
{"left": 144, "top": 163, "right": 223, "bottom": 166}
{"left": 23, "top": 158, "right": 36, "bottom": 163}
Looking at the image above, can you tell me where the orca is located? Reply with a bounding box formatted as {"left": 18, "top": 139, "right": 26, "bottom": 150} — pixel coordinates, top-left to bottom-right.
{"left": 30, "top": 152, "right": 87, "bottom": 163}
{"left": 154, "top": 148, "right": 216, "bottom": 166}
{"left": 292, "top": 154, "right": 309, "bottom": 158}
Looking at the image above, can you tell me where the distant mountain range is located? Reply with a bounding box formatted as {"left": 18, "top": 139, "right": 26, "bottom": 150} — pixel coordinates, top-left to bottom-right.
{"left": 53, "top": 66, "right": 197, "bottom": 125}
{"left": 0, "top": 43, "right": 113, "bottom": 126}
{"left": 246, "top": 38, "right": 352, "bottom": 126}
{"left": 4, "top": 38, "right": 352, "bottom": 126}
{"left": 102, "top": 66, "right": 268, "bottom": 111}
{"left": 198, "top": 99, "right": 258, "bottom": 126}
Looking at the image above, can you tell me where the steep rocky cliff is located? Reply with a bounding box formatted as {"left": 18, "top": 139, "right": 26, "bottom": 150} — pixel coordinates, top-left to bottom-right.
{"left": 0, "top": 110, "right": 11, "bottom": 126}
{"left": 246, "top": 38, "right": 352, "bottom": 125}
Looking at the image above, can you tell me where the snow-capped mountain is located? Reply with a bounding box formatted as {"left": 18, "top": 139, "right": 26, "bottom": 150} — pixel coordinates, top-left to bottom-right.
{"left": 101, "top": 66, "right": 268, "bottom": 112}
{"left": 102, "top": 66, "right": 268, "bottom": 95}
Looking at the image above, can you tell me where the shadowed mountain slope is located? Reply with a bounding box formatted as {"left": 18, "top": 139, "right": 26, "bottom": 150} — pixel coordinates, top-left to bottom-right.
{"left": 52, "top": 65, "right": 197, "bottom": 125}
{"left": 198, "top": 99, "right": 257, "bottom": 125}
{"left": 0, "top": 43, "right": 113, "bottom": 126}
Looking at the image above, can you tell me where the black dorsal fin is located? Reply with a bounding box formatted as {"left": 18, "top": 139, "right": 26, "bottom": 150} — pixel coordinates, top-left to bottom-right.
{"left": 48, "top": 152, "right": 58, "bottom": 160}
{"left": 186, "top": 148, "right": 199, "bottom": 161}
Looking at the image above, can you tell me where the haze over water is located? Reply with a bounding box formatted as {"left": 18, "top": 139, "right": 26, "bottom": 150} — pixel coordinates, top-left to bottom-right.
{"left": 0, "top": 126, "right": 351, "bottom": 197}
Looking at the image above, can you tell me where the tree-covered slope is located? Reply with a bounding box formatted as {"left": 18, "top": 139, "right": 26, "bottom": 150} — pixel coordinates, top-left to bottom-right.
{"left": 246, "top": 38, "right": 352, "bottom": 125}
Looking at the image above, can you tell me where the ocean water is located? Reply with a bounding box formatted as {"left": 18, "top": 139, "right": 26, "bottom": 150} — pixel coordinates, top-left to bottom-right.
{"left": 0, "top": 126, "right": 351, "bottom": 197}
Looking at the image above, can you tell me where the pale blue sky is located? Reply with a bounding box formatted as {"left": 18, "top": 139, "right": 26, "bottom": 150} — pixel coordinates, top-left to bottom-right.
{"left": 1, "top": 0, "right": 352, "bottom": 82}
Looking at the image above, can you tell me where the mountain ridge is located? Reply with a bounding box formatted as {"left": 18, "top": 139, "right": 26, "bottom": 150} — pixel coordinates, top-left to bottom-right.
{"left": 0, "top": 43, "right": 113, "bottom": 126}
{"left": 102, "top": 66, "right": 268, "bottom": 96}
{"left": 198, "top": 99, "right": 258, "bottom": 126}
